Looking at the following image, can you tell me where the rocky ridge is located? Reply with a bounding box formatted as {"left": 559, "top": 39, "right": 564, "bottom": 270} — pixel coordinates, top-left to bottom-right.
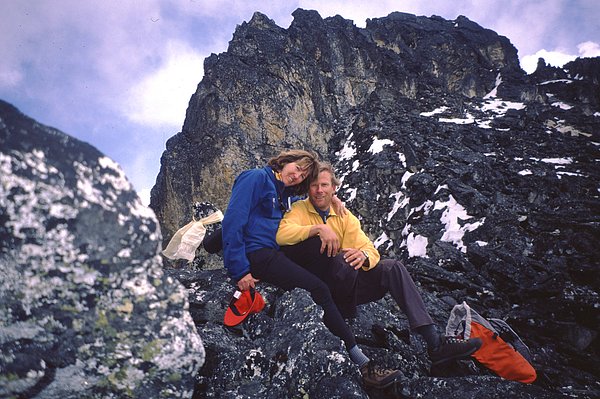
{"left": 151, "top": 10, "right": 525, "bottom": 239}
{"left": 151, "top": 9, "right": 599, "bottom": 398}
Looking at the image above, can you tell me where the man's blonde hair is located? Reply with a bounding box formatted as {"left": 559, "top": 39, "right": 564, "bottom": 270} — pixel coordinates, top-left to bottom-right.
{"left": 316, "top": 162, "right": 341, "bottom": 187}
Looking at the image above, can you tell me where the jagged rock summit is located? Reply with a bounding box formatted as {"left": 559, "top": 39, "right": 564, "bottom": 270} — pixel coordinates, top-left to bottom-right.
{"left": 151, "top": 8, "right": 599, "bottom": 398}
{"left": 151, "top": 9, "right": 523, "bottom": 238}
{"left": 0, "top": 100, "right": 204, "bottom": 398}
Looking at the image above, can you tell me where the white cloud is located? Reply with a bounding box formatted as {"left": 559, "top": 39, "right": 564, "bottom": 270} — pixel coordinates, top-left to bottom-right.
{"left": 0, "top": 68, "right": 23, "bottom": 89}
{"left": 578, "top": 41, "right": 600, "bottom": 57}
{"left": 520, "top": 40, "right": 600, "bottom": 74}
{"left": 138, "top": 188, "right": 152, "bottom": 206}
{"left": 125, "top": 41, "right": 205, "bottom": 127}
{"left": 520, "top": 49, "right": 576, "bottom": 74}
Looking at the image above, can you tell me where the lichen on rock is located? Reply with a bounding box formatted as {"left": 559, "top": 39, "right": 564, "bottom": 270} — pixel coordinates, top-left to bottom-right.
{"left": 0, "top": 100, "right": 204, "bottom": 398}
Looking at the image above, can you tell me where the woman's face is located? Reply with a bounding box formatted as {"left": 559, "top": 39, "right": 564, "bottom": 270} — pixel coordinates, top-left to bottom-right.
{"left": 280, "top": 162, "right": 309, "bottom": 187}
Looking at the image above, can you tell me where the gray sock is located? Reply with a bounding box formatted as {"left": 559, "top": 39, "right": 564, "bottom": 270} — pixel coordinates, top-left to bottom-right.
{"left": 348, "top": 345, "right": 370, "bottom": 368}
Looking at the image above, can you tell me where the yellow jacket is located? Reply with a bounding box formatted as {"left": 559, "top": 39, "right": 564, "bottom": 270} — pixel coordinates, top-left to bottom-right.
{"left": 276, "top": 198, "right": 380, "bottom": 269}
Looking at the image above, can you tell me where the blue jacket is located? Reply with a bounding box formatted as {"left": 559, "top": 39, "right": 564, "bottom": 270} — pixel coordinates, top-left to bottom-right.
{"left": 222, "top": 166, "right": 293, "bottom": 281}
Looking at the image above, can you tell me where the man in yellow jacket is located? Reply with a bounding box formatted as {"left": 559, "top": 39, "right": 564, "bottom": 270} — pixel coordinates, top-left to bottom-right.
{"left": 276, "top": 163, "right": 482, "bottom": 366}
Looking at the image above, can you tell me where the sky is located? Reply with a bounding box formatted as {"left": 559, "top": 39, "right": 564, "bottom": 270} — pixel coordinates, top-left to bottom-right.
{"left": 1, "top": 1, "right": 598, "bottom": 206}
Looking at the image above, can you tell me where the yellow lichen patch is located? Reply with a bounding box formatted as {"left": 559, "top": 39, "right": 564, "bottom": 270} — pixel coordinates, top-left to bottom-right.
{"left": 545, "top": 120, "right": 592, "bottom": 137}
{"left": 557, "top": 125, "right": 591, "bottom": 137}
{"left": 96, "top": 310, "right": 109, "bottom": 328}
{"left": 374, "top": 39, "right": 401, "bottom": 54}
{"left": 141, "top": 339, "right": 163, "bottom": 362}
{"left": 116, "top": 300, "right": 134, "bottom": 314}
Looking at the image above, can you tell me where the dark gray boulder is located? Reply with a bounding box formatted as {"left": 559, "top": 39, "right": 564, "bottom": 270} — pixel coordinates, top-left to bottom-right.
{"left": 0, "top": 100, "right": 204, "bottom": 398}
{"left": 170, "top": 267, "right": 564, "bottom": 398}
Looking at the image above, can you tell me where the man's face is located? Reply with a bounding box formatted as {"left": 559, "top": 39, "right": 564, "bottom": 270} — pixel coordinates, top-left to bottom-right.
{"left": 309, "top": 171, "right": 336, "bottom": 211}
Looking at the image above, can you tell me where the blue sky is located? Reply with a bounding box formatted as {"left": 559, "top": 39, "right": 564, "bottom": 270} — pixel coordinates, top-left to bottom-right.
{"left": 1, "top": 0, "right": 598, "bottom": 206}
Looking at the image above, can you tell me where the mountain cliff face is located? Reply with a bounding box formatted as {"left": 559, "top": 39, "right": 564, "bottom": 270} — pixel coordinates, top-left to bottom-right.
{"left": 0, "top": 100, "right": 204, "bottom": 398}
{"left": 150, "top": 10, "right": 522, "bottom": 238}
{"left": 151, "top": 9, "right": 599, "bottom": 398}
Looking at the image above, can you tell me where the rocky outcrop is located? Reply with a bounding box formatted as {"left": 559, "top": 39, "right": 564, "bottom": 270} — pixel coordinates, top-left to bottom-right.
{"left": 150, "top": 10, "right": 522, "bottom": 242}
{"left": 0, "top": 100, "right": 204, "bottom": 398}
{"left": 152, "top": 8, "right": 599, "bottom": 398}
{"left": 170, "top": 267, "right": 564, "bottom": 398}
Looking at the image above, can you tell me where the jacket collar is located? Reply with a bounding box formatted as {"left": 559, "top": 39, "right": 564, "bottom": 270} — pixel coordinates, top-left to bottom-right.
{"left": 307, "top": 198, "right": 338, "bottom": 217}
{"left": 265, "top": 166, "right": 285, "bottom": 193}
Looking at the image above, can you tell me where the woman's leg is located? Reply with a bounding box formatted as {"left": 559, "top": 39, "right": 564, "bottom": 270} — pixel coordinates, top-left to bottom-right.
{"left": 280, "top": 237, "right": 333, "bottom": 283}
{"left": 249, "top": 249, "right": 404, "bottom": 388}
{"left": 247, "top": 248, "right": 357, "bottom": 349}
{"left": 283, "top": 240, "right": 359, "bottom": 319}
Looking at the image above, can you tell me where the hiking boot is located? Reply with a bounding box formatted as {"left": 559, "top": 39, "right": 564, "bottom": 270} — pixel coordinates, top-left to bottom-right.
{"left": 360, "top": 362, "right": 403, "bottom": 389}
{"left": 429, "top": 336, "right": 483, "bottom": 365}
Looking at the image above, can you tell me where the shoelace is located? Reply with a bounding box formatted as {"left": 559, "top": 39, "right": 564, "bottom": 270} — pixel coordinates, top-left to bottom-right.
{"left": 366, "top": 364, "right": 393, "bottom": 377}
{"left": 445, "top": 336, "right": 469, "bottom": 344}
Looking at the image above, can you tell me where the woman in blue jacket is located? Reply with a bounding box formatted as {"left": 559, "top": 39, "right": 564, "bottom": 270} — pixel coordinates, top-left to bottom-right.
{"left": 222, "top": 149, "right": 317, "bottom": 290}
{"left": 221, "top": 149, "right": 402, "bottom": 389}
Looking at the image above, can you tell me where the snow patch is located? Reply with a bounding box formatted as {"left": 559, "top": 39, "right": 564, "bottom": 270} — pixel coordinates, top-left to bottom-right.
{"left": 369, "top": 137, "right": 395, "bottom": 154}
{"left": 397, "top": 152, "right": 407, "bottom": 168}
{"left": 538, "top": 79, "right": 573, "bottom": 85}
{"left": 439, "top": 114, "right": 475, "bottom": 124}
{"left": 557, "top": 171, "right": 586, "bottom": 179}
{"left": 406, "top": 233, "right": 428, "bottom": 258}
{"left": 483, "top": 73, "right": 502, "bottom": 99}
{"left": 345, "top": 188, "right": 357, "bottom": 202}
{"left": 420, "top": 106, "right": 448, "bottom": 117}
{"left": 408, "top": 200, "right": 434, "bottom": 218}
{"left": 98, "top": 156, "right": 132, "bottom": 192}
{"left": 551, "top": 102, "right": 573, "bottom": 110}
{"left": 531, "top": 157, "right": 573, "bottom": 165}
{"left": 434, "top": 184, "right": 449, "bottom": 195}
{"left": 401, "top": 171, "right": 415, "bottom": 189}
{"left": 480, "top": 99, "right": 526, "bottom": 115}
{"left": 336, "top": 136, "right": 356, "bottom": 161}
{"left": 387, "top": 191, "right": 408, "bottom": 221}
{"left": 434, "top": 195, "right": 485, "bottom": 253}
{"left": 374, "top": 231, "right": 391, "bottom": 249}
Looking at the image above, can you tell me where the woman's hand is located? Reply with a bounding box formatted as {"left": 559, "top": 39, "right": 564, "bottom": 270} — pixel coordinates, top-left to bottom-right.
{"left": 331, "top": 195, "right": 347, "bottom": 217}
{"left": 237, "top": 273, "right": 260, "bottom": 291}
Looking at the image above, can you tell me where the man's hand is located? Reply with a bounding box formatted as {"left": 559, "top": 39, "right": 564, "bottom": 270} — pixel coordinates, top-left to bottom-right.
{"left": 237, "top": 273, "right": 260, "bottom": 291}
{"left": 341, "top": 248, "right": 366, "bottom": 270}
{"left": 317, "top": 224, "right": 340, "bottom": 257}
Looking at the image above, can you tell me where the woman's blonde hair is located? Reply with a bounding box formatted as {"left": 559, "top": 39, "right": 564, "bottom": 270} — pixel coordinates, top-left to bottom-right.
{"left": 267, "top": 149, "right": 319, "bottom": 194}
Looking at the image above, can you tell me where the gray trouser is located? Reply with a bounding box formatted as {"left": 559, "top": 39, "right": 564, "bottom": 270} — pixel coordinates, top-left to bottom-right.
{"left": 352, "top": 259, "right": 434, "bottom": 329}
